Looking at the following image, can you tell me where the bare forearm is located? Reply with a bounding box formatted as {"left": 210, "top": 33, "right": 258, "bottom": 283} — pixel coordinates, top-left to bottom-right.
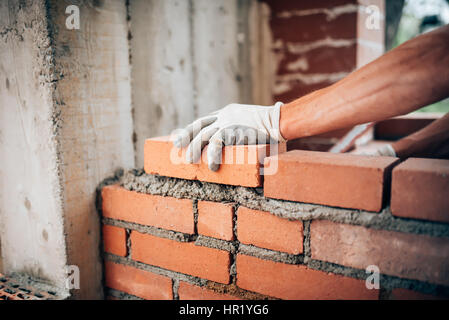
{"left": 393, "top": 113, "right": 449, "bottom": 159}
{"left": 280, "top": 25, "right": 449, "bottom": 140}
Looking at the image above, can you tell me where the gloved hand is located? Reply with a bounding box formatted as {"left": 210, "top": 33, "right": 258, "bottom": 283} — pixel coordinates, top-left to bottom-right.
{"left": 351, "top": 143, "right": 397, "bottom": 157}
{"left": 172, "top": 102, "right": 286, "bottom": 171}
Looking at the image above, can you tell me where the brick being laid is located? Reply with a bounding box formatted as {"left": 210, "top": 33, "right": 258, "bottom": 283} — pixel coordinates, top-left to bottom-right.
{"left": 144, "top": 136, "right": 286, "bottom": 187}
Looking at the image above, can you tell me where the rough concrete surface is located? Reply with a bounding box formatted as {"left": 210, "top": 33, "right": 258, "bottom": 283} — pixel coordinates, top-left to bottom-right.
{"left": 130, "top": 0, "right": 262, "bottom": 167}
{"left": 46, "top": 0, "right": 135, "bottom": 299}
{"left": 0, "top": 0, "right": 69, "bottom": 297}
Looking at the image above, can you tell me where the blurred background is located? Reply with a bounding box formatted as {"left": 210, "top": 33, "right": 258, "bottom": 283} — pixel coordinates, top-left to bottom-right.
{"left": 390, "top": 0, "right": 449, "bottom": 113}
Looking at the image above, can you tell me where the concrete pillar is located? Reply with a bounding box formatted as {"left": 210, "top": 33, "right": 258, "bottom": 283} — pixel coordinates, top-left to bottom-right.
{"left": 0, "top": 0, "right": 133, "bottom": 299}
{"left": 0, "top": 0, "right": 69, "bottom": 296}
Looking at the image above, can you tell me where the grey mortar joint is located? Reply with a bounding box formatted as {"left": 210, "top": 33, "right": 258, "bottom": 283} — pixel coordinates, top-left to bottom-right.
{"left": 107, "top": 288, "right": 143, "bottom": 300}
{"left": 172, "top": 279, "right": 180, "bottom": 300}
{"left": 119, "top": 170, "right": 449, "bottom": 238}
{"left": 238, "top": 244, "right": 303, "bottom": 265}
{"left": 303, "top": 220, "right": 311, "bottom": 263}
{"left": 230, "top": 203, "right": 240, "bottom": 284}
{"left": 193, "top": 199, "right": 199, "bottom": 235}
{"left": 125, "top": 229, "right": 132, "bottom": 259}
{"left": 195, "top": 235, "right": 236, "bottom": 253}
{"left": 105, "top": 253, "right": 208, "bottom": 287}
{"left": 102, "top": 217, "right": 195, "bottom": 242}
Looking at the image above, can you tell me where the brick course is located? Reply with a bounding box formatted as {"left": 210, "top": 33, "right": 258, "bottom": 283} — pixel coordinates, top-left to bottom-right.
{"left": 237, "top": 207, "right": 303, "bottom": 254}
{"left": 131, "top": 231, "right": 231, "bottom": 284}
{"left": 264, "top": 150, "right": 398, "bottom": 211}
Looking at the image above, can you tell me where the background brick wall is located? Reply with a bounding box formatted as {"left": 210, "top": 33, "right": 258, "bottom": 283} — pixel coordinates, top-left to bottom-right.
{"left": 263, "top": 0, "right": 385, "bottom": 103}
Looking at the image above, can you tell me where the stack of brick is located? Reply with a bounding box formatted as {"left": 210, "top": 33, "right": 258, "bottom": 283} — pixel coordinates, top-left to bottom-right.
{"left": 99, "top": 136, "right": 449, "bottom": 300}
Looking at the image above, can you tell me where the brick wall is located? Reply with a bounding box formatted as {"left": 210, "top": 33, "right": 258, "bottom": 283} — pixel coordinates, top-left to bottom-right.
{"left": 263, "top": 0, "right": 385, "bottom": 104}
{"left": 98, "top": 137, "right": 449, "bottom": 300}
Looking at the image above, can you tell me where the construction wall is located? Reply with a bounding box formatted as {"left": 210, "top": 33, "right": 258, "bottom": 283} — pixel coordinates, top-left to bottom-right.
{"left": 100, "top": 138, "right": 449, "bottom": 300}
{"left": 0, "top": 0, "right": 388, "bottom": 299}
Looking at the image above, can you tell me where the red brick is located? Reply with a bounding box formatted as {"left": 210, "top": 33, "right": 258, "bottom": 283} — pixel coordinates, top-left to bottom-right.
{"left": 131, "top": 231, "right": 231, "bottom": 284}
{"left": 277, "top": 45, "right": 357, "bottom": 76}
{"left": 270, "top": 13, "right": 357, "bottom": 43}
{"left": 198, "top": 201, "right": 235, "bottom": 241}
{"left": 374, "top": 113, "right": 440, "bottom": 140}
{"left": 310, "top": 220, "right": 449, "bottom": 286}
{"left": 391, "top": 158, "right": 449, "bottom": 223}
{"left": 103, "top": 225, "right": 127, "bottom": 257}
{"left": 237, "top": 207, "right": 303, "bottom": 254}
{"left": 390, "top": 288, "right": 448, "bottom": 300}
{"left": 264, "top": 150, "right": 398, "bottom": 211}
{"left": 178, "top": 282, "right": 240, "bottom": 300}
{"left": 144, "top": 136, "right": 286, "bottom": 187}
{"left": 104, "top": 261, "right": 173, "bottom": 300}
{"left": 274, "top": 81, "right": 332, "bottom": 103}
{"left": 102, "top": 185, "right": 194, "bottom": 234}
{"left": 236, "top": 254, "right": 377, "bottom": 300}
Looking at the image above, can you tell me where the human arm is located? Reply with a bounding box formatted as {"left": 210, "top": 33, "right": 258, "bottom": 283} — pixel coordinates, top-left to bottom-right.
{"left": 280, "top": 24, "right": 449, "bottom": 140}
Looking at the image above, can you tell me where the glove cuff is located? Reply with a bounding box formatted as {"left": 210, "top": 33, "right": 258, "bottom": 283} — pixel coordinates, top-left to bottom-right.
{"left": 271, "top": 101, "right": 287, "bottom": 143}
{"left": 382, "top": 144, "right": 397, "bottom": 157}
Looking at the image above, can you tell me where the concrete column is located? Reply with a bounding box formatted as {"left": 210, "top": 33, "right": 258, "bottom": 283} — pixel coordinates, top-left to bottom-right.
{"left": 0, "top": 0, "right": 134, "bottom": 299}
{"left": 0, "top": 0, "right": 69, "bottom": 297}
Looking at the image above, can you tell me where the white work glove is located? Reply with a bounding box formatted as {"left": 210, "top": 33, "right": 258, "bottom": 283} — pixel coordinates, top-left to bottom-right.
{"left": 351, "top": 143, "right": 396, "bottom": 157}
{"left": 172, "top": 102, "right": 286, "bottom": 171}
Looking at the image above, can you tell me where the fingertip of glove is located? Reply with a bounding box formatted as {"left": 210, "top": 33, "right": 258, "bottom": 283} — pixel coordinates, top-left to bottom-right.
{"left": 208, "top": 161, "right": 220, "bottom": 172}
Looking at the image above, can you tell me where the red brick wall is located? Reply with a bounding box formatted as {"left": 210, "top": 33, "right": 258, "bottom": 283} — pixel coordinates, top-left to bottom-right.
{"left": 99, "top": 137, "right": 449, "bottom": 300}
{"left": 263, "top": 0, "right": 385, "bottom": 103}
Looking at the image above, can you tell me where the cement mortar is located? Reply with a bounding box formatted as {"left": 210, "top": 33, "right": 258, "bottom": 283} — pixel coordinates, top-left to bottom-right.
{"left": 105, "top": 253, "right": 207, "bottom": 287}
{"left": 120, "top": 169, "right": 449, "bottom": 238}
{"left": 238, "top": 244, "right": 302, "bottom": 264}
{"left": 103, "top": 217, "right": 193, "bottom": 242}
